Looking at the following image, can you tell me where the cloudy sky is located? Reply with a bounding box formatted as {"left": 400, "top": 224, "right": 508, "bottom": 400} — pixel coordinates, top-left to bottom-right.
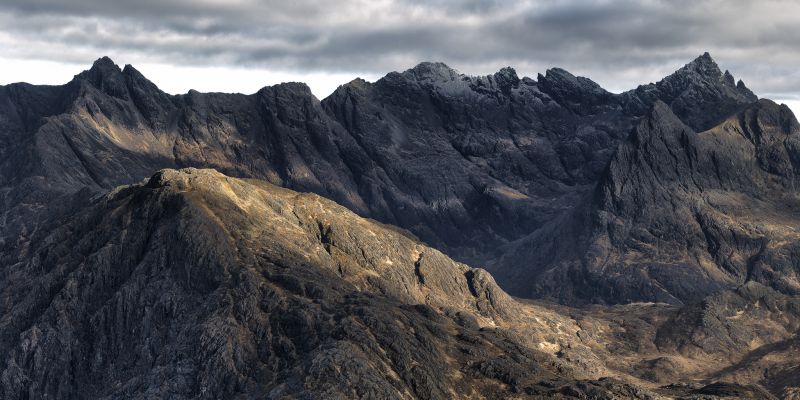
{"left": 0, "top": 0, "right": 798, "bottom": 114}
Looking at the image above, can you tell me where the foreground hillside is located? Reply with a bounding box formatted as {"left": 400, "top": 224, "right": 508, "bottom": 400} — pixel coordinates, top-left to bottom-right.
{"left": 0, "top": 168, "right": 797, "bottom": 398}
{"left": 0, "top": 168, "right": 631, "bottom": 398}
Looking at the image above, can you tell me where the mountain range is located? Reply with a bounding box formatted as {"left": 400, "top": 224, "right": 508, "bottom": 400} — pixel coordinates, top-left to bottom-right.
{"left": 0, "top": 54, "right": 798, "bottom": 399}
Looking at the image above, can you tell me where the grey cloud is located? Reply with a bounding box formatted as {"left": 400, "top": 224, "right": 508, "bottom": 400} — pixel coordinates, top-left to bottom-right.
{"left": 0, "top": 0, "right": 799, "bottom": 99}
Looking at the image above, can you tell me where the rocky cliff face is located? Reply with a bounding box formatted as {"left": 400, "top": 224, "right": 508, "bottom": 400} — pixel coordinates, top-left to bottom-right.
{"left": 0, "top": 168, "right": 661, "bottom": 399}
{"left": 622, "top": 52, "right": 757, "bottom": 131}
{"left": 0, "top": 53, "right": 769, "bottom": 306}
{"left": 492, "top": 98, "right": 800, "bottom": 304}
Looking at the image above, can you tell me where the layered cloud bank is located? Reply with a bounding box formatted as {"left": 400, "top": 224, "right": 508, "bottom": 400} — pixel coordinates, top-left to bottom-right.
{"left": 0, "top": 0, "right": 798, "bottom": 112}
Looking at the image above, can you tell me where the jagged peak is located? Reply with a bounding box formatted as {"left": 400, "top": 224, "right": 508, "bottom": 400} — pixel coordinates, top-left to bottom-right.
{"left": 121, "top": 63, "right": 142, "bottom": 77}
{"left": 345, "top": 77, "right": 370, "bottom": 88}
{"left": 689, "top": 52, "right": 718, "bottom": 69}
{"left": 541, "top": 67, "right": 576, "bottom": 79}
{"left": 269, "top": 81, "right": 313, "bottom": 93}
{"left": 67, "top": 57, "right": 181, "bottom": 106}
{"left": 403, "top": 61, "right": 461, "bottom": 82}
{"left": 384, "top": 62, "right": 522, "bottom": 97}
{"left": 402, "top": 62, "right": 527, "bottom": 92}
{"left": 538, "top": 67, "right": 605, "bottom": 90}
{"left": 722, "top": 70, "right": 736, "bottom": 86}
{"left": 77, "top": 56, "right": 123, "bottom": 80}
{"left": 495, "top": 66, "right": 518, "bottom": 79}
{"left": 672, "top": 52, "right": 723, "bottom": 80}
{"left": 91, "top": 56, "right": 121, "bottom": 71}
{"left": 79, "top": 57, "right": 155, "bottom": 86}
{"left": 409, "top": 61, "right": 456, "bottom": 73}
{"left": 692, "top": 51, "right": 716, "bottom": 66}
{"left": 533, "top": 67, "right": 613, "bottom": 115}
{"left": 666, "top": 53, "right": 756, "bottom": 101}
{"left": 326, "top": 77, "right": 372, "bottom": 100}
{"left": 736, "top": 79, "right": 755, "bottom": 98}
{"left": 120, "top": 63, "right": 166, "bottom": 94}
{"left": 69, "top": 56, "right": 130, "bottom": 99}
{"left": 488, "top": 67, "right": 520, "bottom": 91}
{"left": 255, "top": 81, "right": 317, "bottom": 101}
{"left": 638, "top": 52, "right": 759, "bottom": 126}
{"left": 538, "top": 68, "right": 574, "bottom": 87}
{"left": 647, "top": 99, "right": 682, "bottom": 122}
{"left": 536, "top": 67, "right": 607, "bottom": 97}
{"left": 736, "top": 80, "right": 747, "bottom": 89}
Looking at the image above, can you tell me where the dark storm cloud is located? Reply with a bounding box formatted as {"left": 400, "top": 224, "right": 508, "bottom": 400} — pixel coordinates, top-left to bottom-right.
{"left": 0, "top": 0, "right": 798, "bottom": 98}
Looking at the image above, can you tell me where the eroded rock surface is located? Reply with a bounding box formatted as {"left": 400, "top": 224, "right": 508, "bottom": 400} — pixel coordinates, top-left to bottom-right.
{"left": 0, "top": 168, "right": 666, "bottom": 399}
{"left": 0, "top": 54, "right": 798, "bottom": 398}
{"left": 492, "top": 98, "right": 800, "bottom": 304}
{"left": 0, "top": 53, "right": 769, "bottom": 305}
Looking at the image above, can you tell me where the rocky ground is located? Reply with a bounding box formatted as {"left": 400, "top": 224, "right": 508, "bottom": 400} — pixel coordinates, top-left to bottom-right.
{"left": 0, "top": 168, "right": 650, "bottom": 398}
{"left": 0, "top": 168, "right": 795, "bottom": 398}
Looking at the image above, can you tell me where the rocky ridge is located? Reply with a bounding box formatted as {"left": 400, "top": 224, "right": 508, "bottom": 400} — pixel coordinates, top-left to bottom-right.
{"left": 0, "top": 53, "right": 767, "bottom": 305}
{"left": 0, "top": 168, "right": 796, "bottom": 399}
{"left": 0, "top": 168, "right": 653, "bottom": 399}
{"left": 0, "top": 54, "right": 798, "bottom": 398}
{"left": 492, "top": 98, "right": 800, "bottom": 304}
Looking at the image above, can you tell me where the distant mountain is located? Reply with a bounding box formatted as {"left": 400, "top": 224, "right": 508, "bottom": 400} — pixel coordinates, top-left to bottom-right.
{"left": 0, "top": 53, "right": 774, "bottom": 306}
{"left": 493, "top": 98, "right": 800, "bottom": 304}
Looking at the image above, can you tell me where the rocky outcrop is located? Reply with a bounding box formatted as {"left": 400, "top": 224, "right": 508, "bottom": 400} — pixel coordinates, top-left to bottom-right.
{"left": 4, "top": 168, "right": 791, "bottom": 398}
{"left": 492, "top": 98, "right": 800, "bottom": 304}
{"left": 622, "top": 52, "right": 757, "bottom": 131}
{"left": 656, "top": 282, "right": 800, "bottom": 358}
{"left": 10, "top": 168, "right": 668, "bottom": 399}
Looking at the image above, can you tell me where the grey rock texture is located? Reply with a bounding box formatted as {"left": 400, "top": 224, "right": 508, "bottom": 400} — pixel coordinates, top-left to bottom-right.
{"left": 656, "top": 282, "right": 800, "bottom": 358}
{"left": 0, "top": 53, "right": 769, "bottom": 305}
{"left": 622, "top": 52, "right": 757, "bottom": 131}
{"left": 0, "top": 168, "right": 653, "bottom": 399}
{"left": 493, "top": 98, "right": 800, "bottom": 304}
{"left": 2, "top": 168, "right": 791, "bottom": 398}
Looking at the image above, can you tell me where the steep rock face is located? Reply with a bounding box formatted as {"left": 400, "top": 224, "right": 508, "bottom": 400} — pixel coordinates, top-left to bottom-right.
{"left": 622, "top": 52, "right": 758, "bottom": 131}
{"left": 24, "top": 58, "right": 358, "bottom": 195}
{"left": 493, "top": 99, "right": 800, "bottom": 304}
{"left": 655, "top": 283, "right": 800, "bottom": 397}
{"left": 1, "top": 168, "right": 796, "bottom": 398}
{"left": 0, "top": 53, "right": 772, "bottom": 306}
{"left": 0, "top": 54, "right": 798, "bottom": 398}
{"left": 0, "top": 168, "right": 621, "bottom": 399}
{"left": 656, "top": 282, "right": 800, "bottom": 358}
{"left": 319, "top": 54, "right": 756, "bottom": 264}
{"left": 0, "top": 58, "right": 369, "bottom": 256}
{"left": 321, "top": 61, "right": 643, "bottom": 258}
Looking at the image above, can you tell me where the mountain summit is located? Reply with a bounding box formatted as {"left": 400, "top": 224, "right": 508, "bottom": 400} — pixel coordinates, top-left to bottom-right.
{"left": 0, "top": 54, "right": 774, "bottom": 305}
{"left": 624, "top": 52, "right": 757, "bottom": 130}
